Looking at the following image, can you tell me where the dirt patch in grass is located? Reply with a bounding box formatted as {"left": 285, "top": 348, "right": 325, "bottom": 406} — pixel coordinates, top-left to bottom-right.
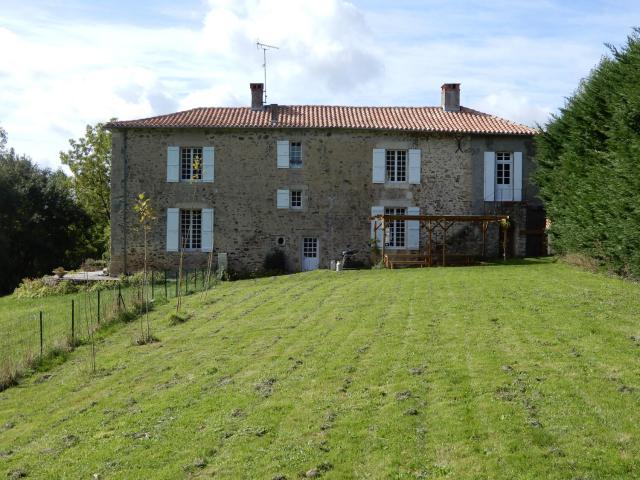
{"left": 254, "top": 377, "right": 277, "bottom": 397}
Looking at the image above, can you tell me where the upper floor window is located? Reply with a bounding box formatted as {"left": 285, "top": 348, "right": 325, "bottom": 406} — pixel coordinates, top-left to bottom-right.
{"left": 496, "top": 152, "right": 512, "bottom": 186}
{"left": 180, "top": 209, "right": 201, "bottom": 250}
{"left": 290, "top": 190, "right": 302, "bottom": 209}
{"left": 181, "top": 147, "right": 203, "bottom": 181}
{"left": 386, "top": 150, "right": 407, "bottom": 182}
{"left": 290, "top": 142, "right": 302, "bottom": 168}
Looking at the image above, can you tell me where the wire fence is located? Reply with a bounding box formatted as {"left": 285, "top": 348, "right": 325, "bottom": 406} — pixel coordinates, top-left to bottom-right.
{"left": 0, "top": 269, "right": 216, "bottom": 386}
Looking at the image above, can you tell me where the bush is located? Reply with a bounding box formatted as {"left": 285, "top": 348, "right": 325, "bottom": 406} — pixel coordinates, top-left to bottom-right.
{"left": 263, "top": 249, "right": 286, "bottom": 274}
{"left": 13, "top": 277, "right": 79, "bottom": 298}
{"left": 167, "top": 313, "right": 188, "bottom": 326}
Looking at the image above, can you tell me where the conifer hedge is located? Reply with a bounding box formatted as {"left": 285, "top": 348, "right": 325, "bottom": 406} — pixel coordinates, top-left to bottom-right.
{"left": 535, "top": 29, "right": 640, "bottom": 276}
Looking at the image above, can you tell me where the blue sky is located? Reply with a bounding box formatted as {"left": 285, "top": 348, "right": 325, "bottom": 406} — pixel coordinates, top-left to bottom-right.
{"left": 1, "top": 0, "right": 639, "bottom": 169}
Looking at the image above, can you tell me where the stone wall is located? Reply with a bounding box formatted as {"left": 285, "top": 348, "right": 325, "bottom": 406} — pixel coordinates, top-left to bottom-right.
{"left": 110, "top": 128, "right": 538, "bottom": 274}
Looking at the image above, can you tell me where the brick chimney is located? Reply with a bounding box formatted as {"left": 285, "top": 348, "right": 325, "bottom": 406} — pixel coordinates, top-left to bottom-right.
{"left": 441, "top": 83, "right": 461, "bottom": 112}
{"left": 250, "top": 83, "right": 264, "bottom": 110}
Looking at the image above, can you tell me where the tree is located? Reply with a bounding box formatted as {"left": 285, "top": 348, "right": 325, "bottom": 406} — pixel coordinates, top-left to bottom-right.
{"left": 0, "top": 143, "right": 93, "bottom": 294}
{"left": 535, "top": 28, "right": 640, "bottom": 276}
{"left": 60, "top": 122, "right": 112, "bottom": 257}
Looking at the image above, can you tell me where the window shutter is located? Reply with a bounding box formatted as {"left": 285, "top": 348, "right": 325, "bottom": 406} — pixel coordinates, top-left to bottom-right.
{"left": 372, "top": 149, "right": 385, "bottom": 183}
{"left": 277, "top": 140, "right": 290, "bottom": 168}
{"left": 513, "top": 152, "right": 523, "bottom": 201}
{"left": 407, "top": 206, "right": 420, "bottom": 249}
{"left": 408, "top": 149, "right": 421, "bottom": 184}
{"left": 276, "top": 189, "right": 290, "bottom": 209}
{"left": 201, "top": 208, "right": 214, "bottom": 252}
{"left": 371, "top": 206, "right": 384, "bottom": 247}
{"left": 202, "top": 147, "right": 215, "bottom": 182}
{"left": 483, "top": 151, "right": 495, "bottom": 201}
{"left": 166, "top": 208, "right": 179, "bottom": 251}
{"left": 167, "top": 146, "right": 179, "bottom": 182}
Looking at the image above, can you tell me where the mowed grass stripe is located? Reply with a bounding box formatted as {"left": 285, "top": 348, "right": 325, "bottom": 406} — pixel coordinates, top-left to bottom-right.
{"left": 1, "top": 260, "right": 640, "bottom": 478}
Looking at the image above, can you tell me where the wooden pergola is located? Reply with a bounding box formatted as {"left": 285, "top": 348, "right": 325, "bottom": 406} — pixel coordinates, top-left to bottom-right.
{"left": 370, "top": 214, "right": 510, "bottom": 267}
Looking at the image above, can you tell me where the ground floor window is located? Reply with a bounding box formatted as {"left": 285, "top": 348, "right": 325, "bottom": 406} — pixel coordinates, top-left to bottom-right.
{"left": 385, "top": 207, "right": 406, "bottom": 248}
{"left": 180, "top": 209, "right": 201, "bottom": 250}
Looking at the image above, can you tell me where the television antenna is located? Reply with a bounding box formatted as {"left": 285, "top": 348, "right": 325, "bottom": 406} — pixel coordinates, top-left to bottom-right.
{"left": 256, "top": 41, "right": 279, "bottom": 104}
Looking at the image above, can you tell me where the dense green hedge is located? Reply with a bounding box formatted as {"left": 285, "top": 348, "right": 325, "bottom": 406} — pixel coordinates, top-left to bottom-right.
{"left": 535, "top": 29, "right": 640, "bottom": 276}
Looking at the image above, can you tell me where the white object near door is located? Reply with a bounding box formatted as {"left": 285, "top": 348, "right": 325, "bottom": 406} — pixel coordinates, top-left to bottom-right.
{"left": 302, "top": 237, "right": 320, "bottom": 271}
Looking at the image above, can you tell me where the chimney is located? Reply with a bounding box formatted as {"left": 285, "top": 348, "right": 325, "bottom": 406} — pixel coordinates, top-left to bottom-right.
{"left": 250, "top": 83, "right": 264, "bottom": 110}
{"left": 441, "top": 83, "right": 461, "bottom": 112}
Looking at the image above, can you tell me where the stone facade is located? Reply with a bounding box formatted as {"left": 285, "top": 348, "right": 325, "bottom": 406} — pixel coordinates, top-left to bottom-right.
{"left": 110, "top": 126, "right": 539, "bottom": 275}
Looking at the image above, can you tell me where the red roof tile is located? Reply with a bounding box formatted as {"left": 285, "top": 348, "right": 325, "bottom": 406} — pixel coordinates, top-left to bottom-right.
{"left": 106, "top": 105, "right": 537, "bottom": 136}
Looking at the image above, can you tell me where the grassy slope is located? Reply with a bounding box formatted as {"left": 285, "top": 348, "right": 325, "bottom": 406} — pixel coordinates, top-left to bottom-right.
{"left": 1, "top": 259, "right": 639, "bottom": 479}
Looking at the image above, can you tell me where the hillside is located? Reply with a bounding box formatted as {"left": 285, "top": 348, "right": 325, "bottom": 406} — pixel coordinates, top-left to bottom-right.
{"left": 1, "top": 260, "right": 639, "bottom": 479}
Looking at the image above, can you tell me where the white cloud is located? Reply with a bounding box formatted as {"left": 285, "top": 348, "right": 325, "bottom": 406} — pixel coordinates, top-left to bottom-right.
{"left": 0, "top": 0, "right": 633, "bottom": 168}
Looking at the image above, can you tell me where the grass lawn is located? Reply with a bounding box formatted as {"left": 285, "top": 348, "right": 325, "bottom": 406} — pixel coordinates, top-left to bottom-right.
{"left": 1, "top": 258, "right": 639, "bottom": 479}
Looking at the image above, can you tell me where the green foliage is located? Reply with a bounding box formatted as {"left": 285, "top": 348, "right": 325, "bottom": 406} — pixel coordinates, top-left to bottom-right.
{"left": 263, "top": 249, "right": 286, "bottom": 274}
{"left": 12, "top": 278, "right": 79, "bottom": 299}
{"left": 535, "top": 29, "right": 640, "bottom": 276}
{"left": 59, "top": 122, "right": 112, "bottom": 257}
{"left": 167, "top": 312, "right": 188, "bottom": 325}
{"left": 0, "top": 129, "right": 94, "bottom": 294}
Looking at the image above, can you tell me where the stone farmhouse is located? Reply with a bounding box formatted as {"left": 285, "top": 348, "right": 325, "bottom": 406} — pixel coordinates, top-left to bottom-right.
{"left": 107, "top": 83, "right": 541, "bottom": 275}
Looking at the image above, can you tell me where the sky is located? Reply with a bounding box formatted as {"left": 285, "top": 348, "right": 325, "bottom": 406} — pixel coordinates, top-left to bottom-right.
{"left": 1, "top": 0, "right": 639, "bottom": 170}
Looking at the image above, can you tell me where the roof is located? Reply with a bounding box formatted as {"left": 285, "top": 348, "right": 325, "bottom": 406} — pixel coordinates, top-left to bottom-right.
{"left": 106, "top": 105, "right": 537, "bottom": 136}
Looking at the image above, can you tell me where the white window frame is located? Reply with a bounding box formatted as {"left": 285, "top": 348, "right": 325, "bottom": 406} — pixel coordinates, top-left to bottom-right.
{"left": 496, "top": 152, "right": 513, "bottom": 201}
{"left": 180, "top": 209, "right": 202, "bottom": 251}
{"left": 384, "top": 207, "right": 406, "bottom": 249}
{"left": 180, "top": 147, "right": 203, "bottom": 182}
{"left": 385, "top": 150, "right": 407, "bottom": 183}
{"left": 290, "top": 190, "right": 302, "bottom": 209}
{"left": 289, "top": 142, "right": 302, "bottom": 168}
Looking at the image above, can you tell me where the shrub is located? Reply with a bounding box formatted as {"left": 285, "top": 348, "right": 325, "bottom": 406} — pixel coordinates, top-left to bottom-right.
{"left": 263, "top": 249, "right": 286, "bottom": 274}
{"left": 13, "top": 277, "right": 79, "bottom": 298}
{"left": 167, "top": 313, "right": 188, "bottom": 326}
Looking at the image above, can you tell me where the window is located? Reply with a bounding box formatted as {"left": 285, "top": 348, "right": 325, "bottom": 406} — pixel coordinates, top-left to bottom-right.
{"left": 180, "top": 147, "right": 203, "bottom": 181}
{"left": 180, "top": 209, "right": 201, "bottom": 250}
{"left": 303, "top": 237, "right": 318, "bottom": 258}
{"left": 290, "top": 190, "right": 302, "bottom": 209}
{"left": 385, "top": 150, "right": 407, "bottom": 182}
{"left": 496, "top": 152, "right": 512, "bottom": 186}
{"left": 384, "top": 207, "right": 406, "bottom": 248}
{"left": 290, "top": 142, "right": 302, "bottom": 168}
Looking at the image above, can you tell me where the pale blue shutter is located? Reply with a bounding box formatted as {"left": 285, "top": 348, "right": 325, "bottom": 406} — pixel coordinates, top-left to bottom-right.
{"left": 407, "top": 207, "right": 420, "bottom": 249}
{"left": 167, "top": 147, "right": 179, "bottom": 182}
{"left": 277, "top": 141, "right": 289, "bottom": 168}
{"left": 202, "top": 147, "right": 215, "bottom": 182}
{"left": 372, "top": 149, "right": 385, "bottom": 183}
{"left": 201, "top": 208, "right": 214, "bottom": 251}
{"left": 408, "top": 149, "right": 421, "bottom": 184}
{"left": 371, "top": 206, "right": 384, "bottom": 247}
{"left": 276, "top": 189, "right": 289, "bottom": 209}
{"left": 484, "top": 152, "right": 495, "bottom": 201}
{"left": 166, "top": 208, "right": 179, "bottom": 251}
{"left": 513, "top": 152, "right": 523, "bottom": 201}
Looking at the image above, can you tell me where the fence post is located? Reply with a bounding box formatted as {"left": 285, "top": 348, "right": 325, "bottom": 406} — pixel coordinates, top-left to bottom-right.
{"left": 118, "top": 283, "right": 122, "bottom": 311}
{"left": 97, "top": 290, "right": 100, "bottom": 325}
{"left": 175, "top": 271, "right": 178, "bottom": 297}
{"left": 39, "top": 311, "right": 43, "bottom": 358}
{"left": 151, "top": 271, "right": 155, "bottom": 299}
{"left": 71, "top": 299, "right": 75, "bottom": 344}
{"left": 164, "top": 270, "right": 168, "bottom": 298}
